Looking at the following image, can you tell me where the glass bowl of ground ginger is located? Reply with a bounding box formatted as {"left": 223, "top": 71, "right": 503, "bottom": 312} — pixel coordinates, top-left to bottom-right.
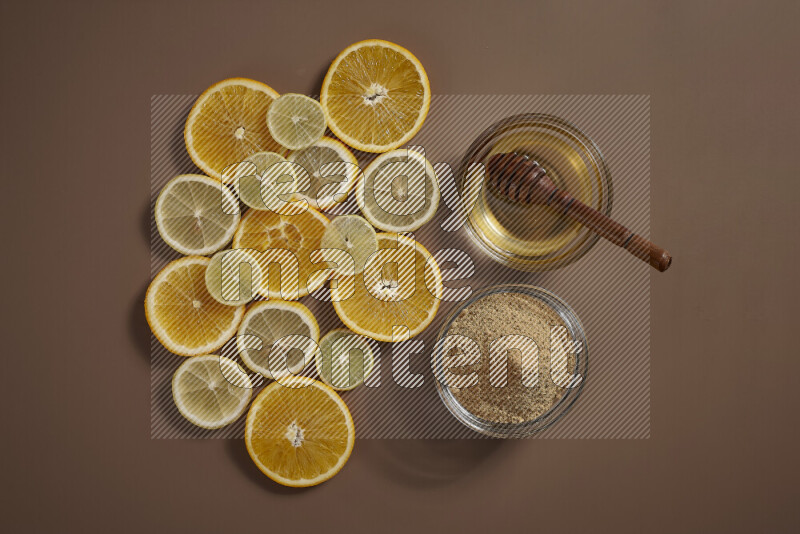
{"left": 433, "top": 284, "right": 588, "bottom": 437}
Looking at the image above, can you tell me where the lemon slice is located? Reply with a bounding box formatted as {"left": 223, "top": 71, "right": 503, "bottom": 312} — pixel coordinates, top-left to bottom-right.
{"left": 332, "top": 233, "right": 443, "bottom": 342}
{"left": 233, "top": 207, "right": 330, "bottom": 299}
{"left": 267, "top": 93, "right": 327, "bottom": 151}
{"left": 172, "top": 355, "right": 253, "bottom": 429}
{"left": 145, "top": 256, "right": 244, "bottom": 356}
{"left": 185, "top": 78, "right": 285, "bottom": 181}
{"left": 236, "top": 301, "right": 320, "bottom": 380}
{"left": 320, "top": 39, "right": 430, "bottom": 153}
{"left": 245, "top": 377, "right": 354, "bottom": 487}
{"left": 235, "top": 151, "right": 287, "bottom": 210}
{"left": 287, "top": 137, "right": 359, "bottom": 211}
{"left": 154, "top": 174, "right": 241, "bottom": 255}
{"left": 356, "top": 148, "right": 440, "bottom": 232}
{"left": 204, "top": 249, "right": 263, "bottom": 306}
{"left": 244, "top": 150, "right": 287, "bottom": 174}
{"left": 316, "top": 329, "right": 375, "bottom": 391}
{"left": 320, "top": 215, "right": 377, "bottom": 276}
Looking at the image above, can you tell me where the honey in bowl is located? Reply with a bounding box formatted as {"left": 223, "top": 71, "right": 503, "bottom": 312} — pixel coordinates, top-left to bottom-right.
{"left": 459, "top": 114, "right": 612, "bottom": 271}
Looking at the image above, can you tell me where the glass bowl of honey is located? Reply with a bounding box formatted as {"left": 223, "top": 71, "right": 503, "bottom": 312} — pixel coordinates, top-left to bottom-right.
{"left": 458, "top": 113, "right": 613, "bottom": 271}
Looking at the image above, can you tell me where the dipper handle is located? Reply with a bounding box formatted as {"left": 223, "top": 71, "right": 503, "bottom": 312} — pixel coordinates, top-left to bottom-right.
{"left": 487, "top": 152, "right": 672, "bottom": 272}
{"left": 548, "top": 189, "right": 672, "bottom": 272}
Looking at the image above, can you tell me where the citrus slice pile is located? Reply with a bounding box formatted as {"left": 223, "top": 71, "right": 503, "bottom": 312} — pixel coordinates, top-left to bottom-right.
{"left": 233, "top": 207, "right": 329, "bottom": 299}
{"left": 155, "top": 174, "right": 240, "bottom": 255}
{"left": 356, "top": 148, "right": 440, "bottom": 232}
{"left": 185, "top": 78, "right": 285, "bottom": 180}
{"left": 245, "top": 377, "right": 354, "bottom": 487}
{"left": 332, "top": 233, "right": 443, "bottom": 342}
{"left": 148, "top": 40, "right": 441, "bottom": 487}
{"left": 287, "top": 137, "right": 359, "bottom": 211}
{"left": 236, "top": 301, "right": 320, "bottom": 380}
{"left": 320, "top": 39, "right": 430, "bottom": 153}
{"left": 146, "top": 256, "right": 244, "bottom": 356}
{"left": 172, "top": 355, "right": 253, "bottom": 429}
{"left": 316, "top": 328, "right": 375, "bottom": 391}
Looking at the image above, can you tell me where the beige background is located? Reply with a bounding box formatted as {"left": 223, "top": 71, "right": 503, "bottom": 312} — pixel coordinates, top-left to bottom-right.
{"left": 2, "top": 0, "right": 798, "bottom": 532}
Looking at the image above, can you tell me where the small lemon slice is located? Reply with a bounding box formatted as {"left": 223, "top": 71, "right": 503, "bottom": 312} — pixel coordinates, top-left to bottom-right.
{"left": 267, "top": 94, "right": 327, "bottom": 151}
{"left": 154, "top": 174, "right": 241, "bottom": 255}
{"left": 244, "top": 151, "right": 287, "bottom": 175}
{"left": 236, "top": 301, "right": 320, "bottom": 380}
{"left": 234, "top": 151, "right": 288, "bottom": 210}
{"left": 185, "top": 78, "right": 286, "bottom": 180}
{"left": 320, "top": 215, "right": 378, "bottom": 276}
{"left": 172, "top": 355, "right": 253, "bottom": 429}
{"left": 287, "top": 137, "right": 359, "bottom": 211}
{"left": 245, "top": 377, "right": 354, "bottom": 487}
{"left": 204, "top": 249, "right": 263, "bottom": 306}
{"left": 320, "top": 39, "right": 430, "bottom": 153}
{"left": 145, "top": 256, "right": 244, "bottom": 356}
{"left": 316, "top": 329, "right": 375, "bottom": 391}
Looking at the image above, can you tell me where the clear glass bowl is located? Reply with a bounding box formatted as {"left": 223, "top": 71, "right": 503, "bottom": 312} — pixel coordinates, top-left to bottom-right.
{"left": 458, "top": 113, "right": 613, "bottom": 271}
{"left": 433, "top": 284, "right": 589, "bottom": 438}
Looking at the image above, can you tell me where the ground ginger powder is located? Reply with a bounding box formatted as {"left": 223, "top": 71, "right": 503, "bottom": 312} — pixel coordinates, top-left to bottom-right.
{"left": 447, "top": 292, "right": 575, "bottom": 424}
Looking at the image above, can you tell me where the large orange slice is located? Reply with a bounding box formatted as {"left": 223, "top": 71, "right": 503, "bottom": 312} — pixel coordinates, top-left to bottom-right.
{"left": 331, "top": 233, "right": 443, "bottom": 342}
{"left": 145, "top": 256, "right": 244, "bottom": 356}
{"left": 320, "top": 40, "right": 430, "bottom": 153}
{"left": 185, "top": 78, "right": 286, "bottom": 181}
{"left": 245, "top": 377, "right": 354, "bottom": 487}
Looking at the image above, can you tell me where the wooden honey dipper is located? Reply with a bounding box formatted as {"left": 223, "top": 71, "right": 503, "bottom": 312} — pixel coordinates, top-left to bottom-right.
{"left": 487, "top": 152, "right": 672, "bottom": 272}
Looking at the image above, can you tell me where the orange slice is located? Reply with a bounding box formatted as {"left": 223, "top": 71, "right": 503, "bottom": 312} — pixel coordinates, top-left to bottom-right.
{"left": 332, "top": 233, "right": 442, "bottom": 341}
{"left": 245, "top": 377, "right": 355, "bottom": 487}
{"left": 145, "top": 256, "right": 244, "bottom": 356}
{"left": 320, "top": 40, "right": 430, "bottom": 153}
{"left": 185, "top": 78, "right": 286, "bottom": 181}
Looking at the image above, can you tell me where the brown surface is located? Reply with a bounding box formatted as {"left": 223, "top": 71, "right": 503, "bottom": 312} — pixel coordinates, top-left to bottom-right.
{"left": 2, "top": 0, "right": 798, "bottom": 532}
